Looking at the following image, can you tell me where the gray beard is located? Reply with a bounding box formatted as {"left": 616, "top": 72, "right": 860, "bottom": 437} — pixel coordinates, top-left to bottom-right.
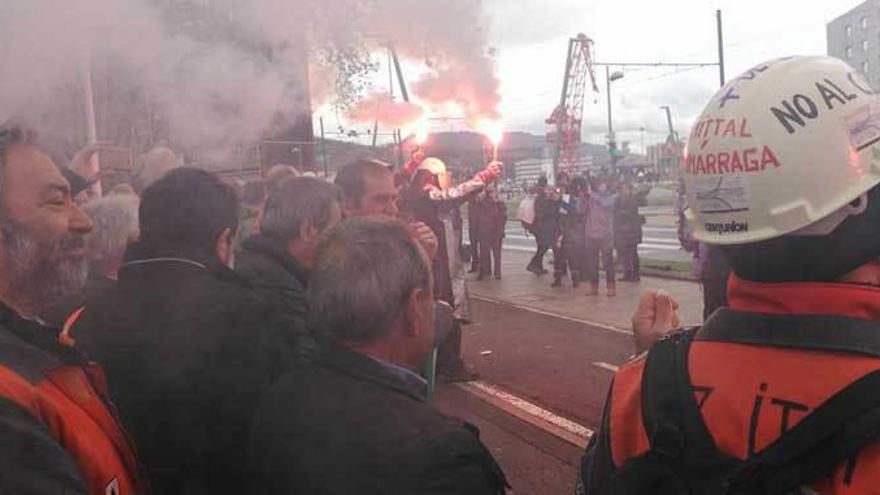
{"left": 1, "top": 221, "right": 88, "bottom": 315}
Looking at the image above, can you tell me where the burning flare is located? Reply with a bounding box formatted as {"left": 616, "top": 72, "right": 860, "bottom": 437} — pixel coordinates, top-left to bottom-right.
{"left": 411, "top": 117, "right": 431, "bottom": 146}
{"left": 477, "top": 119, "right": 504, "bottom": 146}
{"left": 477, "top": 119, "right": 504, "bottom": 161}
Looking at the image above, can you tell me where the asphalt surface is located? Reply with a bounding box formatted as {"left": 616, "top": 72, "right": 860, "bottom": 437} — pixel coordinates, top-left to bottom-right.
{"left": 461, "top": 298, "right": 632, "bottom": 428}
{"left": 434, "top": 385, "right": 581, "bottom": 495}
{"left": 434, "top": 298, "right": 637, "bottom": 494}
{"left": 498, "top": 222, "right": 688, "bottom": 263}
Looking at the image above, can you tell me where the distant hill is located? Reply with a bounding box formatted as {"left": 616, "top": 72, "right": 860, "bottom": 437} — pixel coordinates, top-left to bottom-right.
{"left": 314, "top": 131, "right": 616, "bottom": 174}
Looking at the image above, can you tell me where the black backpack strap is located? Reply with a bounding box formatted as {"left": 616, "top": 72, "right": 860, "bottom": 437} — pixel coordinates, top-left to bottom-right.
{"left": 698, "top": 310, "right": 880, "bottom": 358}
{"left": 641, "top": 328, "right": 728, "bottom": 466}
{"left": 728, "top": 368, "right": 880, "bottom": 494}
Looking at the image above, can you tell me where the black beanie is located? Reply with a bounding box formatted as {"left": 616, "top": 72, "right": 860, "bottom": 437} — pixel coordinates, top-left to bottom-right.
{"left": 723, "top": 184, "right": 880, "bottom": 283}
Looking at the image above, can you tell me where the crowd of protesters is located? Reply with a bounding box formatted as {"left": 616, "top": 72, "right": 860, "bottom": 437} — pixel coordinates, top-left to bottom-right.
{"left": 3, "top": 55, "right": 880, "bottom": 495}
{"left": 521, "top": 174, "right": 650, "bottom": 297}
{"left": 0, "top": 123, "right": 507, "bottom": 493}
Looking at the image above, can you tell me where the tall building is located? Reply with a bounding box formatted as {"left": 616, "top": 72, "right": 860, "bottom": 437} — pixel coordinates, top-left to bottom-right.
{"left": 828, "top": 1, "right": 880, "bottom": 89}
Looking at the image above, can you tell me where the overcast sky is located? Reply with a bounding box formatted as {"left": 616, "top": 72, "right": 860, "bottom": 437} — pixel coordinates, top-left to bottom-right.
{"left": 323, "top": 0, "right": 859, "bottom": 150}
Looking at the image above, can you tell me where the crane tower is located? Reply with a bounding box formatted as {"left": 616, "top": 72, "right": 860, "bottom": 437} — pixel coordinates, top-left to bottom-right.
{"left": 546, "top": 34, "right": 599, "bottom": 178}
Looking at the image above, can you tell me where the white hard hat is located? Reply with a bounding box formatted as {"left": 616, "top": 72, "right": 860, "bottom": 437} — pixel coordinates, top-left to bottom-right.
{"left": 683, "top": 56, "right": 880, "bottom": 245}
{"left": 417, "top": 157, "right": 447, "bottom": 175}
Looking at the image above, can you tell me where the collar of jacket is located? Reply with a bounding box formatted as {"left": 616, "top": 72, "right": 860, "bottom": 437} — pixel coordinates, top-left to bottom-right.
{"left": 0, "top": 303, "right": 85, "bottom": 382}
{"left": 728, "top": 274, "right": 880, "bottom": 321}
{"left": 242, "top": 233, "right": 308, "bottom": 285}
{"left": 317, "top": 344, "right": 428, "bottom": 401}
{"left": 119, "top": 252, "right": 252, "bottom": 289}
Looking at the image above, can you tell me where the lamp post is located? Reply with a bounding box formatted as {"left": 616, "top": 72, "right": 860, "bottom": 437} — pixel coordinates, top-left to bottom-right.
{"left": 660, "top": 105, "right": 679, "bottom": 179}
{"left": 606, "top": 66, "right": 625, "bottom": 171}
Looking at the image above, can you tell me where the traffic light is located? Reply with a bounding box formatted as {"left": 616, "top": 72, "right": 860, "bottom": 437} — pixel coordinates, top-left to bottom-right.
{"left": 608, "top": 142, "right": 619, "bottom": 160}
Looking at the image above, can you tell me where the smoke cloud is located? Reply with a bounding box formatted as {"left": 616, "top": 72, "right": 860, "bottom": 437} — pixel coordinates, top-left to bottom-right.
{"left": 346, "top": 92, "right": 424, "bottom": 128}
{"left": 356, "top": 0, "right": 502, "bottom": 126}
{"left": 0, "top": 0, "right": 500, "bottom": 161}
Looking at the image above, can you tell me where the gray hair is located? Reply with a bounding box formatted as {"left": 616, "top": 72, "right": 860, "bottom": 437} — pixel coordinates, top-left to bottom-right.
{"left": 307, "top": 217, "right": 432, "bottom": 345}
{"left": 133, "top": 147, "right": 182, "bottom": 194}
{"left": 82, "top": 195, "right": 140, "bottom": 265}
{"left": 265, "top": 164, "right": 300, "bottom": 196}
{"left": 260, "top": 177, "right": 342, "bottom": 242}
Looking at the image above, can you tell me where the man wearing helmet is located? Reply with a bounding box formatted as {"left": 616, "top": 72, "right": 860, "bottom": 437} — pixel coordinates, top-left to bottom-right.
{"left": 580, "top": 56, "right": 880, "bottom": 494}
{"left": 398, "top": 155, "right": 502, "bottom": 382}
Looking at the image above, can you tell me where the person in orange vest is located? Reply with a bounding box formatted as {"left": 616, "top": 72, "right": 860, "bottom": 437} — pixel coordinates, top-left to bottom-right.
{"left": 580, "top": 56, "right": 880, "bottom": 494}
{"left": 0, "top": 125, "right": 144, "bottom": 494}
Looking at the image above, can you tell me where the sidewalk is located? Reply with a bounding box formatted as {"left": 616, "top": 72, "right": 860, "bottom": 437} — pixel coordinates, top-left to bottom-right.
{"left": 467, "top": 249, "right": 704, "bottom": 329}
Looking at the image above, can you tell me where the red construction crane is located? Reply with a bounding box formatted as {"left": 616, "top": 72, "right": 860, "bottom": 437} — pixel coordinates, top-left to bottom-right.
{"left": 546, "top": 34, "right": 599, "bottom": 178}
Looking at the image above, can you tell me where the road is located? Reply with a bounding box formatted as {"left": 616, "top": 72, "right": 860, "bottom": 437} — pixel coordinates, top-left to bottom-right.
{"left": 434, "top": 206, "right": 698, "bottom": 494}
{"left": 465, "top": 209, "right": 690, "bottom": 265}
{"left": 498, "top": 223, "right": 687, "bottom": 262}
{"left": 434, "top": 298, "right": 637, "bottom": 494}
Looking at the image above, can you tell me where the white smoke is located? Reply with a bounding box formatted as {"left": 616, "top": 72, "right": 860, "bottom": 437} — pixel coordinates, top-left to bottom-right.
{"left": 0, "top": 0, "right": 499, "bottom": 158}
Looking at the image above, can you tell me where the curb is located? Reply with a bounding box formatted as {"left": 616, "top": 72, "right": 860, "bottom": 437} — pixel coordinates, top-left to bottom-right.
{"left": 641, "top": 267, "right": 697, "bottom": 282}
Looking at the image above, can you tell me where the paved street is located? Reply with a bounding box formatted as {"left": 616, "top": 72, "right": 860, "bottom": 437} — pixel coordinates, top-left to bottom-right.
{"left": 434, "top": 248, "right": 704, "bottom": 494}
{"left": 465, "top": 203, "right": 692, "bottom": 266}
{"left": 498, "top": 223, "right": 689, "bottom": 264}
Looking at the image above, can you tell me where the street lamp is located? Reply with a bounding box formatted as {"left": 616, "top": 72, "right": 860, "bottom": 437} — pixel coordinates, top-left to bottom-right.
{"left": 606, "top": 67, "right": 624, "bottom": 170}
{"left": 659, "top": 105, "right": 679, "bottom": 178}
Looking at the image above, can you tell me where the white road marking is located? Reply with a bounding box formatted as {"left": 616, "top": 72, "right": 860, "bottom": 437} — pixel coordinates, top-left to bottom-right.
{"left": 500, "top": 243, "right": 680, "bottom": 253}
{"left": 501, "top": 235, "right": 681, "bottom": 251}
{"left": 470, "top": 294, "right": 633, "bottom": 336}
{"left": 592, "top": 362, "right": 620, "bottom": 373}
{"left": 456, "top": 380, "right": 593, "bottom": 448}
{"left": 642, "top": 237, "right": 680, "bottom": 244}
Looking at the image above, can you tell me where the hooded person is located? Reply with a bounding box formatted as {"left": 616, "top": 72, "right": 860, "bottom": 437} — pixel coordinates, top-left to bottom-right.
{"left": 397, "top": 156, "right": 502, "bottom": 382}
{"left": 581, "top": 56, "right": 880, "bottom": 494}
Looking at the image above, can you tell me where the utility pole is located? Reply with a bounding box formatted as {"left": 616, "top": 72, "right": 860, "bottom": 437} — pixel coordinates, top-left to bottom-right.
{"left": 659, "top": 105, "right": 678, "bottom": 178}
{"left": 606, "top": 66, "right": 614, "bottom": 150}
{"left": 639, "top": 127, "right": 645, "bottom": 155}
{"left": 660, "top": 106, "right": 676, "bottom": 143}
{"left": 605, "top": 66, "right": 624, "bottom": 172}
{"left": 717, "top": 9, "right": 726, "bottom": 86}
{"left": 319, "top": 116, "right": 328, "bottom": 177}
{"left": 389, "top": 47, "right": 410, "bottom": 103}
{"left": 81, "top": 56, "right": 102, "bottom": 197}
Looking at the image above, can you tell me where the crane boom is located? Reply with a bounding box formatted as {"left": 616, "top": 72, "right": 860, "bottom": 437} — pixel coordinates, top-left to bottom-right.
{"left": 547, "top": 34, "right": 599, "bottom": 179}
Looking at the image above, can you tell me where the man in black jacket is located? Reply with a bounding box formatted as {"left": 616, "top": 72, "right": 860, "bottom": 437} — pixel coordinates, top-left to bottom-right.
{"left": 71, "top": 168, "right": 295, "bottom": 494}
{"left": 527, "top": 177, "right": 560, "bottom": 275}
{"left": 249, "top": 218, "right": 508, "bottom": 494}
{"left": 236, "top": 176, "right": 343, "bottom": 349}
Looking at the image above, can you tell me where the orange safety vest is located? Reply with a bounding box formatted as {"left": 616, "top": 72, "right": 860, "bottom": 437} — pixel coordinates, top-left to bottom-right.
{"left": 597, "top": 276, "right": 880, "bottom": 494}
{"left": 0, "top": 313, "right": 144, "bottom": 495}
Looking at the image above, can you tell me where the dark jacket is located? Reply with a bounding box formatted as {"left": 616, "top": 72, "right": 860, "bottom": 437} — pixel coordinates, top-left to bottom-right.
{"left": 476, "top": 196, "right": 507, "bottom": 241}
{"left": 236, "top": 235, "right": 308, "bottom": 306}
{"left": 468, "top": 195, "right": 483, "bottom": 235}
{"left": 249, "top": 344, "right": 509, "bottom": 494}
{"left": 71, "top": 246, "right": 298, "bottom": 494}
{"left": 534, "top": 190, "right": 561, "bottom": 241}
{"left": 0, "top": 304, "right": 143, "bottom": 494}
{"left": 613, "top": 188, "right": 649, "bottom": 246}
{"left": 560, "top": 194, "right": 587, "bottom": 247}
{"left": 43, "top": 273, "right": 116, "bottom": 328}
